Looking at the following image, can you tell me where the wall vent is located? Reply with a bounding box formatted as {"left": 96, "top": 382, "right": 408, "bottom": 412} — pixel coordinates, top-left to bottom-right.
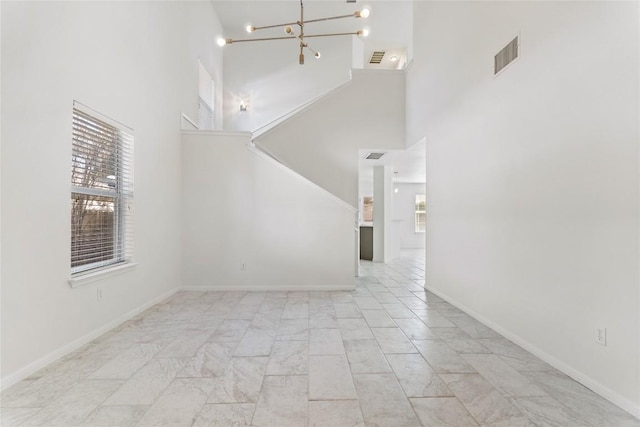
{"left": 494, "top": 36, "right": 519, "bottom": 75}
{"left": 364, "top": 152, "right": 386, "bottom": 160}
{"left": 369, "top": 51, "right": 386, "bottom": 64}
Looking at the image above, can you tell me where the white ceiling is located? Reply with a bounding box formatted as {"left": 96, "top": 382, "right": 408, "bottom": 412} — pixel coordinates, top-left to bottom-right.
{"left": 211, "top": 1, "right": 413, "bottom": 69}
{"left": 212, "top": 1, "right": 422, "bottom": 194}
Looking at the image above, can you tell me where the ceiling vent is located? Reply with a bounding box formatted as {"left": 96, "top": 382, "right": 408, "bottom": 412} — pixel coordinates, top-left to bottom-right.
{"left": 364, "top": 152, "right": 386, "bottom": 160}
{"left": 369, "top": 51, "right": 386, "bottom": 64}
{"left": 494, "top": 36, "right": 519, "bottom": 75}
{"left": 346, "top": 0, "right": 357, "bottom": 3}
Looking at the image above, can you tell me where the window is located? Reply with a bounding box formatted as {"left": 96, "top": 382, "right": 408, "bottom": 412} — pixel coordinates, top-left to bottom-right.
{"left": 415, "top": 194, "right": 426, "bottom": 233}
{"left": 362, "top": 197, "right": 374, "bottom": 222}
{"left": 71, "top": 102, "right": 134, "bottom": 276}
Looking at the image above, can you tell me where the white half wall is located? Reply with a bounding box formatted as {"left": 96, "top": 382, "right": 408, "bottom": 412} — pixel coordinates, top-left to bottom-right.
{"left": 1, "top": 1, "right": 224, "bottom": 386}
{"left": 181, "top": 132, "right": 356, "bottom": 290}
{"left": 408, "top": 1, "right": 639, "bottom": 416}
{"left": 257, "top": 69, "right": 406, "bottom": 207}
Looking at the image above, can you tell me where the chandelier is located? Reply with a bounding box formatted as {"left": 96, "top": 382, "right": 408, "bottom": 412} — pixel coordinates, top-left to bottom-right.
{"left": 217, "top": 0, "right": 370, "bottom": 65}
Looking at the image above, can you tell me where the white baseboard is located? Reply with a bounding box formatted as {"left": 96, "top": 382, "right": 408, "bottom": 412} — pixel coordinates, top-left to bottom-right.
{"left": 425, "top": 285, "right": 640, "bottom": 420}
{"left": 181, "top": 284, "right": 355, "bottom": 292}
{"left": 0, "top": 287, "right": 180, "bottom": 392}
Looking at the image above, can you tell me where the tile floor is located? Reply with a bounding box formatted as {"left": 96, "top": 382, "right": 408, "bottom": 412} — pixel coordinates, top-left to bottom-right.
{"left": 2, "top": 250, "right": 638, "bottom": 426}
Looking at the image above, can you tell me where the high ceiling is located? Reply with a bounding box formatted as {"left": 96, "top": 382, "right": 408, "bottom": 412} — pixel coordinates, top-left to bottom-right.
{"left": 211, "top": 1, "right": 413, "bottom": 69}
{"left": 212, "top": 1, "right": 423, "bottom": 192}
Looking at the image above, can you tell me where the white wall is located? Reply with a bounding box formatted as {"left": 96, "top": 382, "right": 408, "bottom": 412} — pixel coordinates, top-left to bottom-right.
{"left": 223, "top": 36, "right": 353, "bottom": 132}
{"left": 181, "top": 132, "right": 356, "bottom": 290}
{"left": 257, "top": 69, "right": 406, "bottom": 207}
{"left": 393, "top": 183, "right": 426, "bottom": 249}
{"left": 408, "top": 1, "right": 639, "bottom": 415}
{"left": 1, "top": 1, "right": 224, "bottom": 386}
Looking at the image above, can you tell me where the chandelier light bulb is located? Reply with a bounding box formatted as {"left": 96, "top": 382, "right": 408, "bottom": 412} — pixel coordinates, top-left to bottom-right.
{"left": 358, "top": 8, "right": 370, "bottom": 18}
{"left": 358, "top": 29, "right": 370, "bottom": 37}
{"left": 284, "top": 25, "right": 294, "bottom": 35}
{"left": 314, "top": 51, "right": 321, "bottom": 59}
{"left": 217, "top": 38, "right": 227, "bottom": 46}
{"left": 246, "top": 25, "right": 255, "bottom": 33}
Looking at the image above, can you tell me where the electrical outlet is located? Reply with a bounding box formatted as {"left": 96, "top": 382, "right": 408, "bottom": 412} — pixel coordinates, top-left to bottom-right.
{"left": 97, "top": 288, "right": 103, "bottom": 302}
{"left": 595, "top": 327, "right": 607, "bottom": 346}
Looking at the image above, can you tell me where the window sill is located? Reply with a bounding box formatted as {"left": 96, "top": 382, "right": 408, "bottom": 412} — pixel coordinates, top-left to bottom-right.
{"left": 68, "top": 262, "right": 137, "bottom": 288}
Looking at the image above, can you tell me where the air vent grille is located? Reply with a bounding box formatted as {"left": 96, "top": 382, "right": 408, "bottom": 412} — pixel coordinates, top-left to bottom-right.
{"left": 369, "top": 51, "right": 386, "bottom": 64}
{"left": 365, "top": 152, "right": 386, "bottom": 160}
{"left": 495, "top": 36, "right": 518, "bottom": 75}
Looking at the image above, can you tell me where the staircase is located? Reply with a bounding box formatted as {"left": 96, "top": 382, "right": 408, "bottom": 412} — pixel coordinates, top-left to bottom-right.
{"left": 253, "top": 69, "right": 406, "bottom": 207}
{"left": 180, "top": 69, "right": 405, "bottom": 290}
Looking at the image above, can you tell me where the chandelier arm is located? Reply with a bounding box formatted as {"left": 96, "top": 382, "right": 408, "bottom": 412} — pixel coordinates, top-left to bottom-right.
{"left": 303, "top": 32, "right": 361, "bottom": 38}
{"left": 302, "top": 14, "right": 356, "bottom": 25}
{"left": 250, "top": 14, "right": 357, "bottom": 32}
{"left": 229, "top": 36, "right": 297, "bottom": 43}
{"left": 252, "top": 21, "right": 299, "bottom": 31}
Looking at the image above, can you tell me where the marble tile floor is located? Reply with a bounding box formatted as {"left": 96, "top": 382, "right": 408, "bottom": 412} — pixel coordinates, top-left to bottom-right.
{"left": 2, "top": 250, "right": 638, "bottom": 427}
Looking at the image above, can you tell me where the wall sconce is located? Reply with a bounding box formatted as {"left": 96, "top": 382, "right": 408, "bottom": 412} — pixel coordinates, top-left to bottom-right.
{"left": 239, "top": 101, "right": 248, "bottom": 112}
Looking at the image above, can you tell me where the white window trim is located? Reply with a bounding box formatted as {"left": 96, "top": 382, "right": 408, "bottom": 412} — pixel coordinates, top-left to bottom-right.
{"left": 68, "top": 262, "right": 137, "bottom": 288}
{"left": 70, "top": 101, "right": 134, "bottom": 281}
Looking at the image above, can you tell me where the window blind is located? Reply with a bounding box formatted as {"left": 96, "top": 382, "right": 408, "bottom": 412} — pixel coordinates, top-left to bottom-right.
{"left": 71, "top": 103, "right": 134, "bottom": 275}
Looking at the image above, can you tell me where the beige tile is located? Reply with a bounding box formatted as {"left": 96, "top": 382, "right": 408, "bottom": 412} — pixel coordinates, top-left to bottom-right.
{"left": 462, "top": 354, "right": 547, "bottom": 397}
{"left": 83, "top": 405, "right": 149, "bottom": 427}
{"left": 276, "top": 319, "right": 309, "bottom": 340}
{"left": 381, "top": 303, "right": 416, "bottom": 318}
{"left": 410, "top": 397, "right": 479, "bottom": 426}
{"left": 337, "top": 318, "right": 374, "bottom": 340}
{"left": 343, "top": 339, "right": 392, "bottom": 374}
{"left": 177, "top": 341, "right": 236, "bottom": 378}
{"left": 22, "top": 380, "right": 124, "bottom": 426}
{"left": 309, "top": 355, "right": 357, "bottom": 400}
{"left": 104, "top": 358, "right": 185, "bottom": 405}
{"left": 394, "top": 317, "right": 439, "bottom": 340}
{"left": 412, "top": 340, "right": 476, "bottom": 373}
{"left": 136, "top": 378, "right": 215, "bottom": 426}
{"left": 508, "top": 396, "right": 591, "bottom": 427}
{"left": 193, "top": 403, "right": 255, "bottom": 427}
{"left": 209, "top": 320, "right": 251, "bottom": 342}
{"left": 372, "top": 327, "right": 417, "bottom": 353}
{"left": 386, "top": 354, "right": 452, "bottom": 397}
{"left": 233, "top": 329, "right": 275, "bottom": 357}
{"left": 252, "top": 375, "right": 307, "bottom": 426}
{"left": 266, "top": 340, "right": 308, "bottom": 375}
{"left": 308, "top": 400, "right": 365, "bottom": 427}
{"left": 207, "top": 357, "right": 268, "bottom": 403}
{"left": 309, "top": 328, "right": 344, "bottom": 355}
{"left": 361, "top": 310, "right": 397, "bottom": 327}
{"left": 282, "top": 302, "right": 309, "bottom": 319}
{"left": 334, "top": 302, "right": 363, "bottom": 318}
{"left": 89, "top": 343, "right": 164, "bottom": 379}
{"left": 352, "top": 373, "right": 421, "bottom": 427}
{"left": 440, "top": 373, "right": 531, "bottom": 426}
{"left": 0, "top": 408, "right": 42, "bottom": 427}
{"left": 156, "top": 330, "right": 212, "bottom": 358}
{"left": 353, "top": 297, "right": 383, "bottom": 310}
{"left": 522, "top": 370, "right": 640, "bottom": 427}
